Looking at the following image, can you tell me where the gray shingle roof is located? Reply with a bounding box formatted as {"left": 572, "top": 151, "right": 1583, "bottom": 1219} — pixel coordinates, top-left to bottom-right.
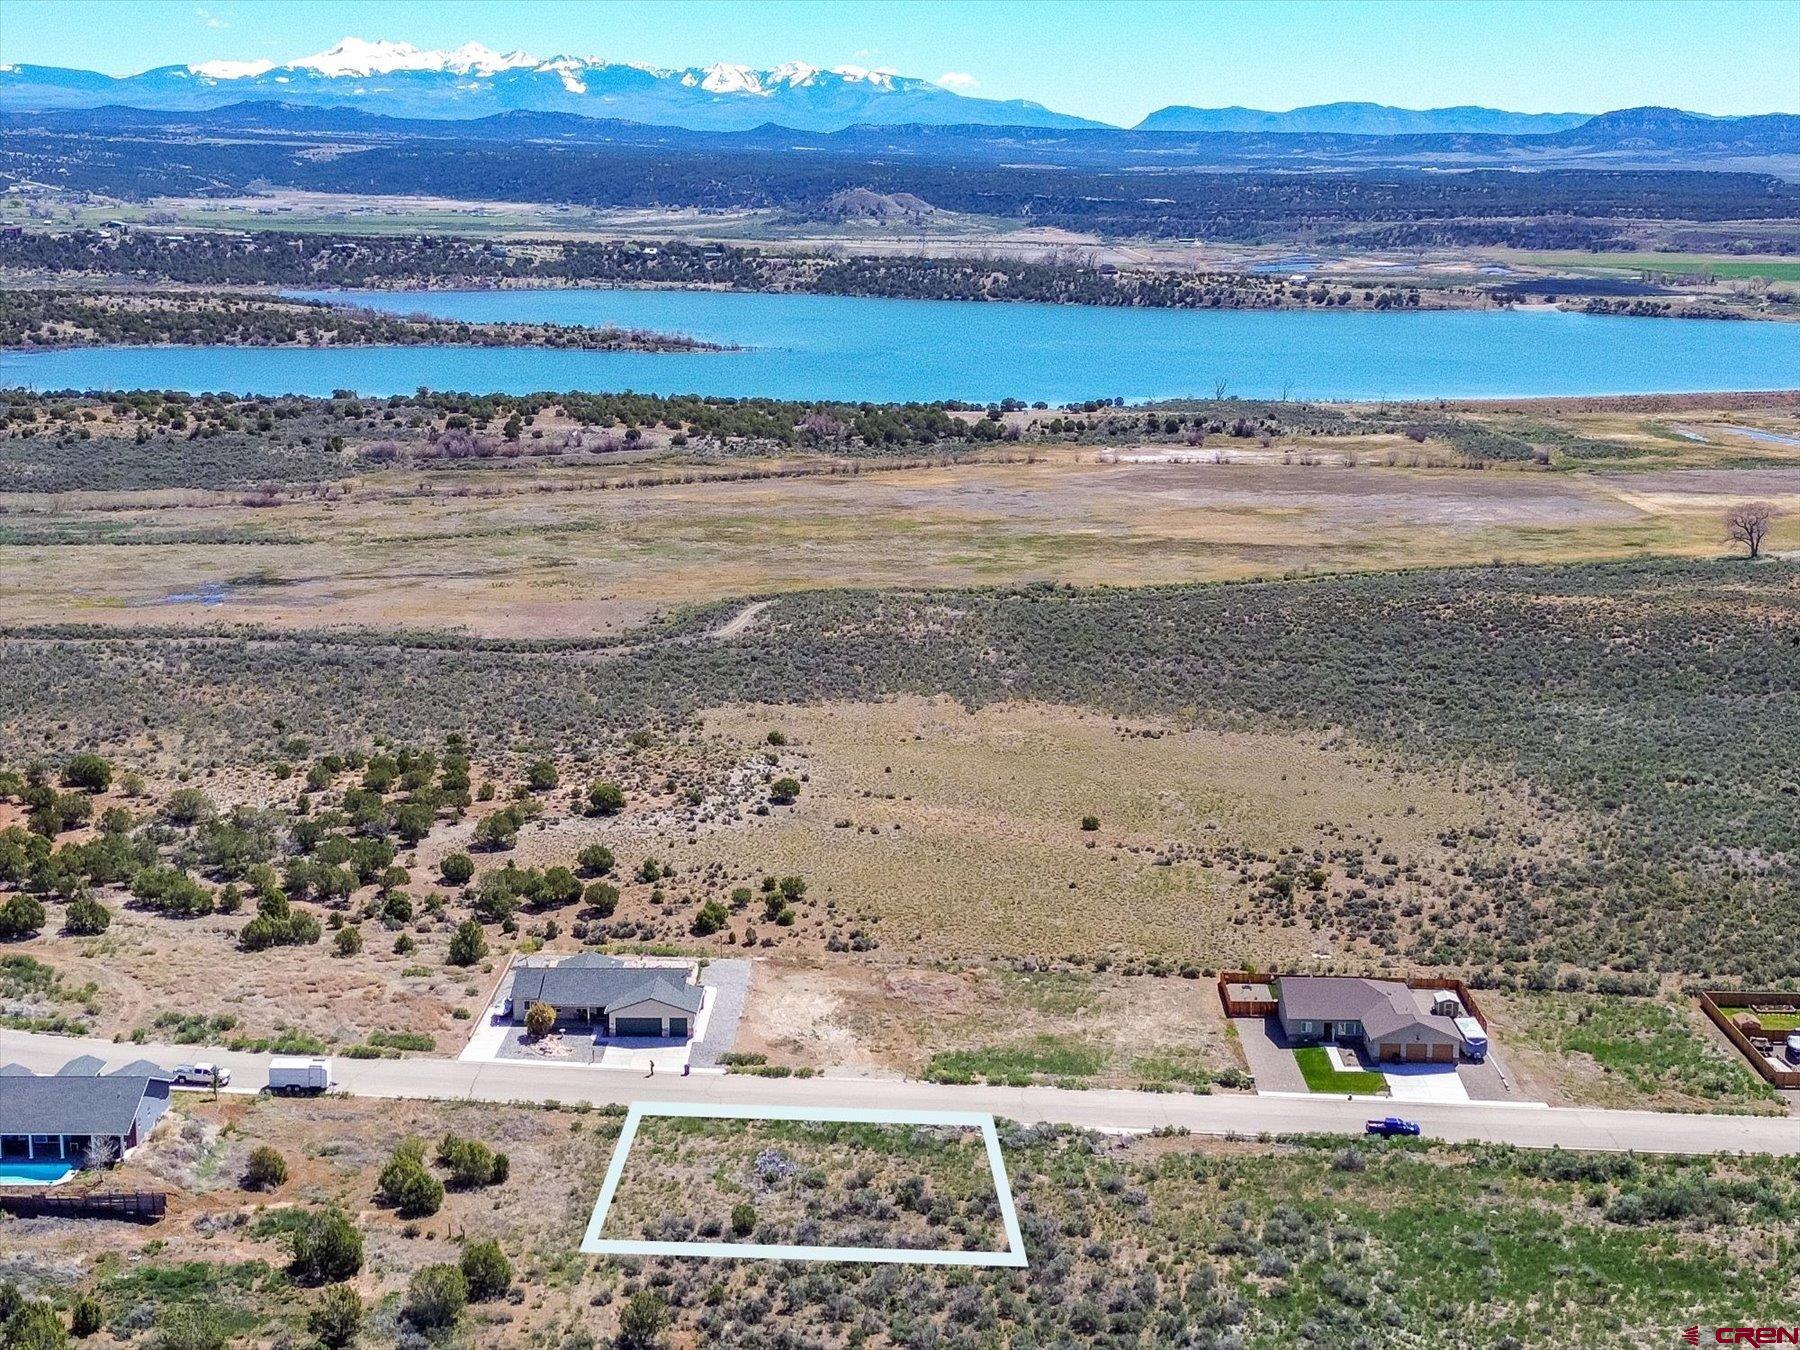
{"left": 0, "top": 1063, "right": 32, "bottom": 1077}
{"left": 0, "top": 1075, "right": 154, "bottom": 1137}
{"left": 55, "top": 1055, "right": 107, "bottom": 1077}
{"left": 1278, "top": 976, "right": 1462, "bottom": 1045}
{"left": 111, "top": 1059, "right": 174, "bottom": 1081}
{"left": 512, "top": 958, "right": 703, "bottom": 1015}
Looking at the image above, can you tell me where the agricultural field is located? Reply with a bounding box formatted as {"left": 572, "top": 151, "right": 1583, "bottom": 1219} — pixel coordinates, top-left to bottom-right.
{"left": 598, "top": 1116, "right": 1007, "bottom": 1253}
{"left": 3, "top": 1092, "right": 1796, "bottom": 1348}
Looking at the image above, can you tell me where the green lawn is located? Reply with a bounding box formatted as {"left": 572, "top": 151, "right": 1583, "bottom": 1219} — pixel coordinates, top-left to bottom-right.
{"left": 1747, "top": 1010, "right": 1800, "bottom": 1032}
{"left": 1294, "top": 1045, "right": 1388, "bottom": 1095}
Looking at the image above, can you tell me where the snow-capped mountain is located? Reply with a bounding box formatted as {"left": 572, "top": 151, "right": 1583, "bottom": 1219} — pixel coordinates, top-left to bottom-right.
{"left": 0, "top": 37, "right": 1101, "bottom": 131}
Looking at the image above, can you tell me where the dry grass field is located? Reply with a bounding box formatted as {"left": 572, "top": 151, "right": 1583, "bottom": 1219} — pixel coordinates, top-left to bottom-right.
{"left": 3, "top": 398, "right": 1796, "bottom": 638}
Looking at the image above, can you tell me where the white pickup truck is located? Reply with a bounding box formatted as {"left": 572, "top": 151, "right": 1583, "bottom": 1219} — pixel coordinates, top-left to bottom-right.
{"left": 171, "top": 1063, "right": 230, "bottom": 1088}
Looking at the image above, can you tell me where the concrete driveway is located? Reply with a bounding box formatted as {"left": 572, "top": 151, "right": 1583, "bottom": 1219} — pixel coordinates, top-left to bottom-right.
{"left": 1382, "top": 1062, "right": 1471, "bottom": 1104}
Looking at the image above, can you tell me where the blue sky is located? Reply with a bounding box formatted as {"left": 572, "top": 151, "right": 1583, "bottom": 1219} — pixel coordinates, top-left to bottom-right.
{"left": 3, "top": 0, "right": 1795, "bottom": 124}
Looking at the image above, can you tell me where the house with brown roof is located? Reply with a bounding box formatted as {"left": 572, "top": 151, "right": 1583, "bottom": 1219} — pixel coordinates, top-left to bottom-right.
{"left": 1276, "top": 976, "right": 1472, "bottom": 1063}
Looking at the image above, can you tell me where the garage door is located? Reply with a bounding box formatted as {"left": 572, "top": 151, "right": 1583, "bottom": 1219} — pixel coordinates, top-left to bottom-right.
{"left": 1405, "top": 1043, "right": 1428, "bottom": 1062}
{"left": 667, "top": 1018, "right": 689, "bottom": 1038}
{"left": 614, "top": 1017, "right": 664, "bottom": 1037}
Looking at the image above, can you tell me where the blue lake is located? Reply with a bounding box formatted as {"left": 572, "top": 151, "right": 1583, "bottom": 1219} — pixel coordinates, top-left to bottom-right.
{"left": 2, "top": 287, "right": 1796, "bottom": 402}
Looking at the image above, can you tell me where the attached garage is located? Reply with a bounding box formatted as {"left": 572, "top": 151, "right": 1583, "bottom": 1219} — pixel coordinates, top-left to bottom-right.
{"left": 613, "top": 1017, "right": 665, "bottom": 1037}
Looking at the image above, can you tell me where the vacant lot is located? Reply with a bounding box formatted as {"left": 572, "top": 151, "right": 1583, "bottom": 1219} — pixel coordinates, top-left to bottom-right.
{"left": 601, "top": 1115, "right": 1006, "bottom": 1252}
{"left": 1485, "top": 989, "right": 1784, "bottom": 1115}
{"left": 3, "top": 1094, "right": 1794, "bottom": 1348}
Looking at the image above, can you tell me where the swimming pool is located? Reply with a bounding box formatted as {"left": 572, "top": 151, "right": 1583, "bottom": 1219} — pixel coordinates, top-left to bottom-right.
{"left": 0, "top": 1159, "right": 77, "bottom": 1187}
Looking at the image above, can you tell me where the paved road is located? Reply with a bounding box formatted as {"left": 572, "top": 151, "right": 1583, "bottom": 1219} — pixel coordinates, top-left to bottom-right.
{"left": 4, "top": 1030, "right": 1795, "bottom": 1156}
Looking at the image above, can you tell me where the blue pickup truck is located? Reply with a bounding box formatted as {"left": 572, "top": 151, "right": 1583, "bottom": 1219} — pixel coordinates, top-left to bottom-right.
{"left": 1365, "top": 1117, "right": 1422, "bottom": 1137}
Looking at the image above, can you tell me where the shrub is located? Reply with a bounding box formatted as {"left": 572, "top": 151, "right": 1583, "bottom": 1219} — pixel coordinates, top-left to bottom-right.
{"left": 1081, "top": 815, "right": 1100, "bottom": 831}
{"left": 617, "top": 1291, "right": 669, "bottom": 1350}
{"left": 162, "top": 788, "right": 216, "bottom": 827}
{"left": 440, "top": 852, "right": 474, "bottom": 885}
{"left": 307, "top": 1285, "right": 362, "bottom": 1350}
{"left": 768, "top": 776, "right": 802, "bottom": 805}
{"left": 692, "top": 899, "right": 729, "bottom": 936}
{"left": 437, "top": 1133, "right": 504, "bottom": 1190}
{"left": 288, "top": 1207, "right": 364, "bottom": 1284}
{"left": 0, "top": 894, "right": 47, "bottom": 939}
{"left": 2, "top": 1301, "right": 66, "bottom": 1350}
{"left": 70, "top": 1294, "right": 103, "bottom": 1338}
{"left": 731, "top": 1201, "right": 757, "bottom": 1236}
{"left": 62, "top": 896, "right": 111, "bottom": 936}
{"left": 577, "top": 844, "right": 616, "bottom": 876}
{"left": 524, "top": 758, "right": 559, "bottom": 791}
{"left": 243, "top": 1145, "right": 288, "bottom": 1191}
{"left": 448, "top": 919, "right": 487, "bottom": 967}
{"left": 525, "top": 1000, "right": 557, "bottom": 1039}
{"left": 403, "top": 1264, "right": 467, "bottom": 1331}
{"left": 472, "top": 809, "right": 520, "bottom": 851}
{"left": 333, "top": 926, "right": 363, "bottom": 958}
{"left": 583, "top": 881, "right": 620, "bottom": 917}
{"left": 587, "top": 780, "right": 626, "bottom": 815}
{"left": 153, "top": 1306, "right": 225, "bottom": 1350}
{"left": 378, "top": 1139, "right": 444, "bottom": 1217}
{"left": 61, "top": 753, "right": 113, "bottom": 793}
{"left": 460, "top": 1239, "right": 512, "bottom": 1301}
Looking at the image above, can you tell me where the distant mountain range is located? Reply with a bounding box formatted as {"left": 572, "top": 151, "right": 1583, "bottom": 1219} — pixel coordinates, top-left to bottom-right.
{"left": 1135, "top": 102, "right": 1590, "bottom": 136}
{"left": 1, "top": 38, "right": 1787, "bottom": 143}
{"left": 0, "top": 37, "right": 1100, "bottom": 132}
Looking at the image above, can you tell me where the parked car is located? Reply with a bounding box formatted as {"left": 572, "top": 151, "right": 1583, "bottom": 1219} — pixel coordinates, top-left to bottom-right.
{"left": 1786, "top": 1033, "right": 1800, "bottom": 1065}
{"left": 1365, "top": 1117, "right": 1422, "bottom": 1137}
{"left": 171, "top": 1063, "right": 229, "bottom": 1088}
{"left": 266, "top": 1056, "right": 332, "bottom": 1096}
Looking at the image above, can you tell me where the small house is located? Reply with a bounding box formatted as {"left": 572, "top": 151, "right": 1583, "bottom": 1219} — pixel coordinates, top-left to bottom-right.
{"left": 1276, "top": 976, "right": 1469, "bottom": 1063}
{"left": 509, "top": 954, "right": 704, "bottom": 1039}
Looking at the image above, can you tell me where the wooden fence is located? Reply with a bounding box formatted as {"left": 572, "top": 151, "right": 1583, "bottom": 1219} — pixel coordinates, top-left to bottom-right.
{"left": 1699, "top": 990, "right": 1800, "bottom": 1089}
{"left": 0, "top": 1189, "right": 166, "bottom": 1221}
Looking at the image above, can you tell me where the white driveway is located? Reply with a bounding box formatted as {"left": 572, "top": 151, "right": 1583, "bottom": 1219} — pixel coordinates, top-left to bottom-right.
{"left": 1382, "top": 1062, "right": 1472, "bottom": 1104}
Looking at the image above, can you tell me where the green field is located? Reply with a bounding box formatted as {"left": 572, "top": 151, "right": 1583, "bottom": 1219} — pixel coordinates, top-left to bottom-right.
{"left": 1495, "top": 249, "right": 1800, "bottom": 280}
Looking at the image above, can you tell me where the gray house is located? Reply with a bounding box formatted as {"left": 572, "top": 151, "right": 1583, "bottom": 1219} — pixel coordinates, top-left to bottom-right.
{"left": 0, "top": 1059, "right": 172, "bottom": 1167}
{"left": 510, "top": 954, "right": 704, "bottom": 1039}
{"left": 1276, "top": 976, "right": 1468, "bottom": 1063}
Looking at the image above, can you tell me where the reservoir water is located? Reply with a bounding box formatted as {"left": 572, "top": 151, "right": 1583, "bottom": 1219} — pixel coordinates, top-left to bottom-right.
{"left": 3, "top": 287, "right": 1795, "bottom": 402}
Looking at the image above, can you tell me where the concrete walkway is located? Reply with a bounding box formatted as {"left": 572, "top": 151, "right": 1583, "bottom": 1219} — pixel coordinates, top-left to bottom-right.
{"left": 4, "top": 1028, "right": 1797, "bottom": 1157}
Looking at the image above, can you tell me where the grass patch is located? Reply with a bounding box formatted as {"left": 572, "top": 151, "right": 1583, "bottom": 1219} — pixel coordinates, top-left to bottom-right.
{"left": 1294, "top": 1045, "right": 1389, "bottom": 1095}
{"left": 926, "top": 1035, "right": 1106, "bottom": 1084}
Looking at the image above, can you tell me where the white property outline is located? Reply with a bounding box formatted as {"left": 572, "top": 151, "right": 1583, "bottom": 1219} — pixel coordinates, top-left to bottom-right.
{"left": 580, "top": 1100, "right": 1029, "bottom": 1267}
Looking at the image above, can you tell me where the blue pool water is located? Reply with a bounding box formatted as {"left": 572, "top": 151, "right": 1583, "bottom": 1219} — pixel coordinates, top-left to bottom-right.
{"left": 2, "top": 287, "right": 1795, "bottom": 402}
{"left": 0, "top": 1159, "right": 78, "bottom": 1186}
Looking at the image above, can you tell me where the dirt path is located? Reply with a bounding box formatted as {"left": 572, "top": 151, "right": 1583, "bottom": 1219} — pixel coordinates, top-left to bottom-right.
{"left": 711, "top": 599, "right": 774, "bottom": 639}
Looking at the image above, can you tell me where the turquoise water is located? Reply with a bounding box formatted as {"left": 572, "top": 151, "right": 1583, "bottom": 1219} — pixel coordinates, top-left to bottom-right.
{"left": 2, "top": 288, "right": 1795, "bottom": 402}
{"left": 0, "top": 1159, "right": 77, "bottom": 1186}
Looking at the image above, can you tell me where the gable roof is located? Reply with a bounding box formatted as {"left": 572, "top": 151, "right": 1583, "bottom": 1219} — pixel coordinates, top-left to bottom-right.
{"left": 1278, "top": 976, "right": 1463, "bottom": 1045}
{"left": 0, "top": 1074, "right": 155, "bottom": 1137}
{"left": 56, "top": 1054, "right": 107, "bottom": 1076}
{"left": 511, "top": 958, "right": 704, "bottom": 1016}
{"left": 111, "top": 1059, "right": 175, "bottom": 1081}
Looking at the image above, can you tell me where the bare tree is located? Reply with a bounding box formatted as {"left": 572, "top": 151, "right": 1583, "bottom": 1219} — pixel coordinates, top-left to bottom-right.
{"left": 1725, "top": 501, "right": 1781, "bottom": 559}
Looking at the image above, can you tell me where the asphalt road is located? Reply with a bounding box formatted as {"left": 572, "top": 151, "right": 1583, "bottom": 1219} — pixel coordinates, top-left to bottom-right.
{"left": 5, "top": 1029, "right": 1795, "bottom": 1157}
